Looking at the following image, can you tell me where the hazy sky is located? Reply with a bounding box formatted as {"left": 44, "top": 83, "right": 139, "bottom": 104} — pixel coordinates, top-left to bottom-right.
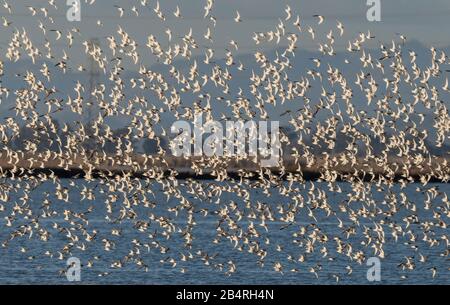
{"left": 0, "top": 0, "right": 449, "bottom": 132}
{"left": 1, "top": 0, "right": 450, "bottom": 69}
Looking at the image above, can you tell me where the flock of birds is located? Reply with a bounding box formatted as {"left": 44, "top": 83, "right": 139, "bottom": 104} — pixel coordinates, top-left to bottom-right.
{"left": 0, "top": 0, "right": 448, "bottom": 283}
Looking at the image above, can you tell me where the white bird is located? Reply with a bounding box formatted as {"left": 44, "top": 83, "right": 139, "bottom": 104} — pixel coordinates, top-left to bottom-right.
{"left": 313, "top": 14, "right": 324, "bottom": 25}
{"left": 114, "top": 5, "right": 124, "bottom": 18}
{"left": 337, "top": 21, "right": 344, "bottom": 36}
{"left": 174, "top": 5, "right": 181, "bottom": 18}
{"left": 285, "top": 5, "right": 291, "bottom": 21}
{"left": 307, "top": 26, "right": 315, "bottom": 40}
{"left": 3, "top": 1, "right": 11, "bottom": 14}
{"left": 234, "top": 11, "right": 241, "bottom": 22}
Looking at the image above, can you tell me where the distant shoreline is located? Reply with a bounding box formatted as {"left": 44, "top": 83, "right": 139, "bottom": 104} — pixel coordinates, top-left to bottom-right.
{"left": 0, "top": 168, "right": 447, "bottom": 183}
{"left": 0, "top": 152, "right": 448, "bottom": 182}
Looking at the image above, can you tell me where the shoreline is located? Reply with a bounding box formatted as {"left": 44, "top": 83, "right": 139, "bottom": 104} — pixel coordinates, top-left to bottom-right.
{"left": 0, "top": 152, "right": 448, "bottom": 182}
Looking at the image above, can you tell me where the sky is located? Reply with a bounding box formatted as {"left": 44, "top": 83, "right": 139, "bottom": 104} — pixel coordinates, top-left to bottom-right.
{"left": 1, "top": 0, "right": 450, "bottom": 68}
{"left": 0, "top": 0, "right": 449, "bottom": 135}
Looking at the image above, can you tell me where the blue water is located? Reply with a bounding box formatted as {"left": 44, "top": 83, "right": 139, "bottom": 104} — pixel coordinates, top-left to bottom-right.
{"left": 0, "top": 179, "right": 448, "bottom": 284}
